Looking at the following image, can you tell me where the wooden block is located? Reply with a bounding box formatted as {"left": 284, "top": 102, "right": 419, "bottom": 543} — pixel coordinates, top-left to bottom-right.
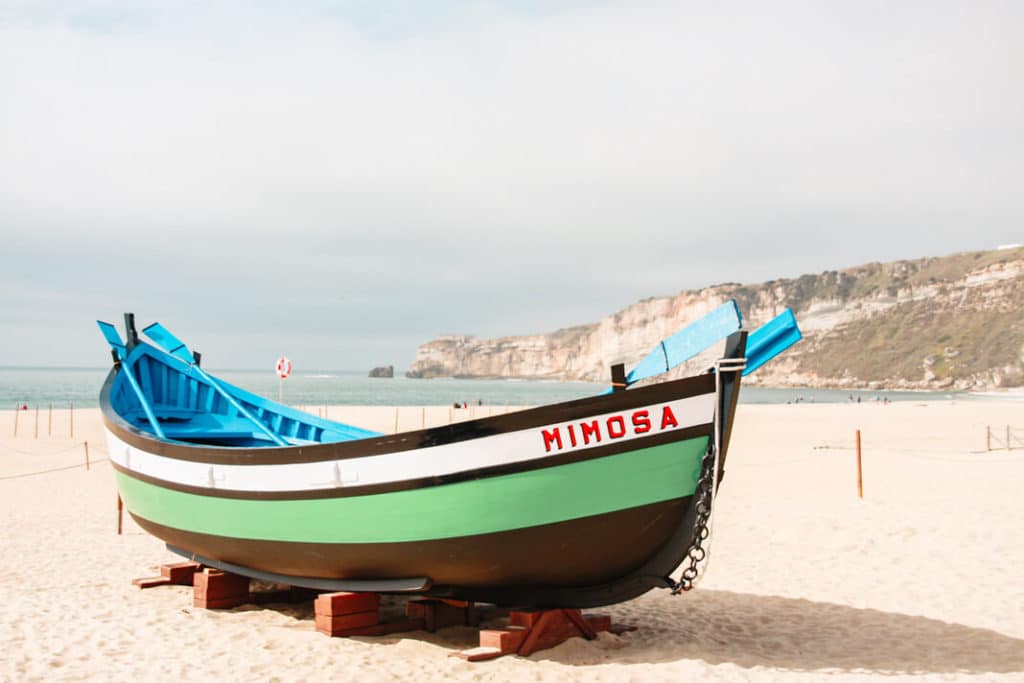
{"left": 193, "top": 569, "right": 249, "bottom": 602}
{"left": 160, "top": 561, "right": 202, "bottom": 584}
{"left": 510, "top": 609, "right": 562, "bottom": 630}
{"left": 315, "top": 610, "right": 379, "bottom": 635}
{"left": 314, "top": 591, "right": 380, "bottom": 616}
{"left": 478, "top": 627, "right": 527, "bottom": 653}
{"left": 132, "top": 576, "right": 172, "bottom": 589}
{"left": 194, "top": 595, "right": 247, "bottom": 610}
{"left": 452, "top": 646, "right": 504, "bottom": 662}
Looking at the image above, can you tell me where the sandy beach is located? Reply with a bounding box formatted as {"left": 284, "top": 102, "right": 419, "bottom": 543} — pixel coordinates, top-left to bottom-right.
{"left": 1, "top": 400, "right": 1022, "bottom": 682}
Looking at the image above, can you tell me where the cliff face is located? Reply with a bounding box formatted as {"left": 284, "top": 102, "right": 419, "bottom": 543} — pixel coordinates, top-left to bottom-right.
{"left": 406, "top": 248, "right": 1024, "bottom": 390}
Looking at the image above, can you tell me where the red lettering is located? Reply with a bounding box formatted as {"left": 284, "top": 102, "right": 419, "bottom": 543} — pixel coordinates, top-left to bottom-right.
{"left": 542, "top": 428, "right": 563, "bottom": 452}
{"left": 632, "top": 410, "right": 651, "bottom": 434}
{"left": 567, "top": 424, "right": 578, "bottom": 447}
{"left": 607, "top": 415, "right": 626, "bottom": 438}
{"left": 660, "top": 405, "right": 679, "bottom": 430}
{"left": 580, "top": 420, "right": 601, "bottom": 444}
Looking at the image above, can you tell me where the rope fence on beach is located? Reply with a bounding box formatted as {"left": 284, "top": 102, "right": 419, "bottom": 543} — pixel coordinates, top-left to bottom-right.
{"left": 986, "top": 425, "right": 1023, "bottom": 451}
{"left": 0, "top": 440, "right": 105, "bottom": 480}
{"left": 10, "top": 401, "right": 77, "bottom": 438}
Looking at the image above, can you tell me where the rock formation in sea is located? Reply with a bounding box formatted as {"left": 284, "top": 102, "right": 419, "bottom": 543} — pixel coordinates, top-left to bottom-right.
{"left": 406, "top": 247, "right": 1024, "bottom": 391}
{"left": 368, "top": 365, "right": 394, "bottom": 378}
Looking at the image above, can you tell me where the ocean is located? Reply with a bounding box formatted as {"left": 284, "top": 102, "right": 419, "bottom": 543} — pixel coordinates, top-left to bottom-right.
{"left": 0, "top": 366, "right": 983, "bottom": 410}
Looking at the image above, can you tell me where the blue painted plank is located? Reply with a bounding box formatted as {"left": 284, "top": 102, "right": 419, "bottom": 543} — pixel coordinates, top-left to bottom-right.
{"left": 626, "top": 300, "right": 743, "bottom": 384}
{"left": 742, "top": 308, "right": 802, "bottom": 376}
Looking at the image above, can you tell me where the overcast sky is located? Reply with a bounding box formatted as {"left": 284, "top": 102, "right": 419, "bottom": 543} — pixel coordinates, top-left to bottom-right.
{"left": 1, "top": 1, "right": 1021, "bottom": 371}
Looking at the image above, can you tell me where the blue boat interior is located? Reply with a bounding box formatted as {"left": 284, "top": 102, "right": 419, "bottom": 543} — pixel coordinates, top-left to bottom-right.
{"left": 99, "top": 305, "right": 801, "bottom": 448}
{"left": 108, "top": 342, "right": 381, "bottom": 447}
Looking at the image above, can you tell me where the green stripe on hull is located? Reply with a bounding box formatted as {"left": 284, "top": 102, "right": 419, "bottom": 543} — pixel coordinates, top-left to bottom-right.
{"left": 117, "top": 437, "right": 709, "bottom": 544}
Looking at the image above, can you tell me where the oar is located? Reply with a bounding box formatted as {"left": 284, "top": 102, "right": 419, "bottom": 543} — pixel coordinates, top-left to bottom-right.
{"left": 96, "top": 321, "right": 167, "bottom": 440}
{"left": 142, "top": 322, "right": 289, "bottom": 447}
{"left": 742, "top": 308, "right": 802, "bottom": 376}
{"left": 625, "top": 300, "right": 743, "bottom": 385}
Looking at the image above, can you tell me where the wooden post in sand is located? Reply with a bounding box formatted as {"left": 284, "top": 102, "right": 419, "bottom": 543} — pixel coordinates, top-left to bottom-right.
{"left": 986, "top": 425, "right": 992, "bottom": 451}
{"left": 117, "top": 495, "right": 123, "bottom": 535}
{"left": 856, "top": 430, "right": 863, "bottom": 498}
{"left": 84, "top": 441, "right": 90, "bottom": 470}
{"left": 421, "top": 407, "right": 426, "bottom": 429}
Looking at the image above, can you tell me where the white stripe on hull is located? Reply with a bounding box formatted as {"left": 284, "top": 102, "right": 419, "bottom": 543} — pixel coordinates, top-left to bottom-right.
{"left": 107, "top": 393, "right": 715, "bottom": 493}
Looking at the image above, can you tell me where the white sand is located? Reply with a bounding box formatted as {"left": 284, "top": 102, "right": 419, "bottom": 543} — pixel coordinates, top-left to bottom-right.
{"left": 1, "top": 400, "right": 1022, "bottom": 682}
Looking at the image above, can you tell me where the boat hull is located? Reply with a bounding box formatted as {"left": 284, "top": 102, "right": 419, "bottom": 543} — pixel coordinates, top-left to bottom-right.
{"left": 102, "top": 334, "right": 746, "bottom": 607}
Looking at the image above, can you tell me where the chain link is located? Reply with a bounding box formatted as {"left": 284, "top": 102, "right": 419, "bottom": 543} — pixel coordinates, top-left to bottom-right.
{"left": 671, "top": 444, "right": 716, "bottom": 594}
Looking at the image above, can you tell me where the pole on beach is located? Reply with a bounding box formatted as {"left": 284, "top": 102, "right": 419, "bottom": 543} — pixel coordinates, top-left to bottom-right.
{"left": 84, "top": 441, "right": 90, "bottom": 470}
{"left": 117, "top": 495, "right": 123, "bottom": 535}
{"left": 393, "top": 408, "right": 400, "bottom": 434}
{"left": 421, "top": 407, "right": 426, "bottom": 429}
{"left": 70, "top": 401, "right": 74, "bottom": 439}
{"left": 856, "top": 429, "right": 863, "bottom": 499}
{"left": 987, "top": 425, "right": 991, "bottom": 451}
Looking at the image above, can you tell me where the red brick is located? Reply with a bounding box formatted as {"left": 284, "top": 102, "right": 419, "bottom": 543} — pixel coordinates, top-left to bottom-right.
{"left": 314, "top": 591, "right": 380, "bottom": 616}
{"left": 510, "top": 609, "right": 567, "bottom": 630}
{"left": 193, "top": 569, "right": 249, "bottom": 602}
{"left": 160, "top": 562, "right": 202, "bottom": 584}
{"left": 194, "top": 595, "right": 247, "bottom": 610}
{"left": 314, "top": 610, "right": 380, "bottom": 636}
{"left": 478, "top": 627, "right": 526, "bottom": 653}
{"left": 132, "top": 576, "right": 172, "bottom": 589}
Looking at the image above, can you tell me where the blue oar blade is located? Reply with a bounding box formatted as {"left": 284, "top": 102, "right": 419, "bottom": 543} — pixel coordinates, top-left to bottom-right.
{"left": 97, "top": 320, "right": 127, "bottom": 360}
{"left": 142, "top": 322, "right": 195, "bottom": 364}
{"left": 626, "top": 300, "right": 742, "bottom": 384}
{"left": 742, "top": 308, "right": 802, "bottom": 376}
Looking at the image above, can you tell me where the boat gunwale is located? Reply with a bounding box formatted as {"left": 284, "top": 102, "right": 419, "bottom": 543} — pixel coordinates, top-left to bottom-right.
{"left": 108, "top": 424, "right": 713, "bottom": 500}
{"left": 100, "top": 355, "right": 719, "bottom": 467}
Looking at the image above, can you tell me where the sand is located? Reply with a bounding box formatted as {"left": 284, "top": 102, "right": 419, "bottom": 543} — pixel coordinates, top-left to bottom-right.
{"left": 1, "top": 400, "right": 1022, "bottom": 682}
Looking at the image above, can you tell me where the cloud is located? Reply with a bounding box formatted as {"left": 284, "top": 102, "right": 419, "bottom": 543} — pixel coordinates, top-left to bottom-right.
{"left": 1, "top": 1, "right": 1021, "bottom": 369}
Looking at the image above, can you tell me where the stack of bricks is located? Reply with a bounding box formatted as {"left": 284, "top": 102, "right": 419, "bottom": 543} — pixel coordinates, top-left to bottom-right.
{"left": 193, "top": 568, "right": 250, "bottom": 609}
{"left": 314, "top": 592, "right": 381, "bottom": 637}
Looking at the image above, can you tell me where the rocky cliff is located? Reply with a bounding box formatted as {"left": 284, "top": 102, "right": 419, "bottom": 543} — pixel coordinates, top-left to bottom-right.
{"left": 406, "top": 247, "right": 1024, "bottom": 390}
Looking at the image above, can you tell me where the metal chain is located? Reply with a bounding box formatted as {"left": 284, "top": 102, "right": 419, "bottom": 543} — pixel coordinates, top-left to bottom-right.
{"left": 671, "top": 443, "right": 716, "bottom": 594}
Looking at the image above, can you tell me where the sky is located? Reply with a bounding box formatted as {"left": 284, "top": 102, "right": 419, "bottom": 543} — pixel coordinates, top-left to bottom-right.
{"left": 1, "top": 1, "right": 1021, "bottom": 371}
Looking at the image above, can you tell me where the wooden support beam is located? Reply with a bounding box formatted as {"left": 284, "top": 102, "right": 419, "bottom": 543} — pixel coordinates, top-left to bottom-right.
{"left": 453, "top": 608, "right": 618, "bottom": 661}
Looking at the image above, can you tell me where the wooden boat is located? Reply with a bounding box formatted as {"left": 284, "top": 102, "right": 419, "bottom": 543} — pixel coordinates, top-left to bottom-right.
{"left": 97, "top": 304, "right": 799, "bottom": 608}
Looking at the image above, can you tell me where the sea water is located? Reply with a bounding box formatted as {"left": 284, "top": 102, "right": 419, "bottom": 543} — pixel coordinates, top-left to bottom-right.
{"left": 0, "top": 366, "right": 979, "bottom": 410}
